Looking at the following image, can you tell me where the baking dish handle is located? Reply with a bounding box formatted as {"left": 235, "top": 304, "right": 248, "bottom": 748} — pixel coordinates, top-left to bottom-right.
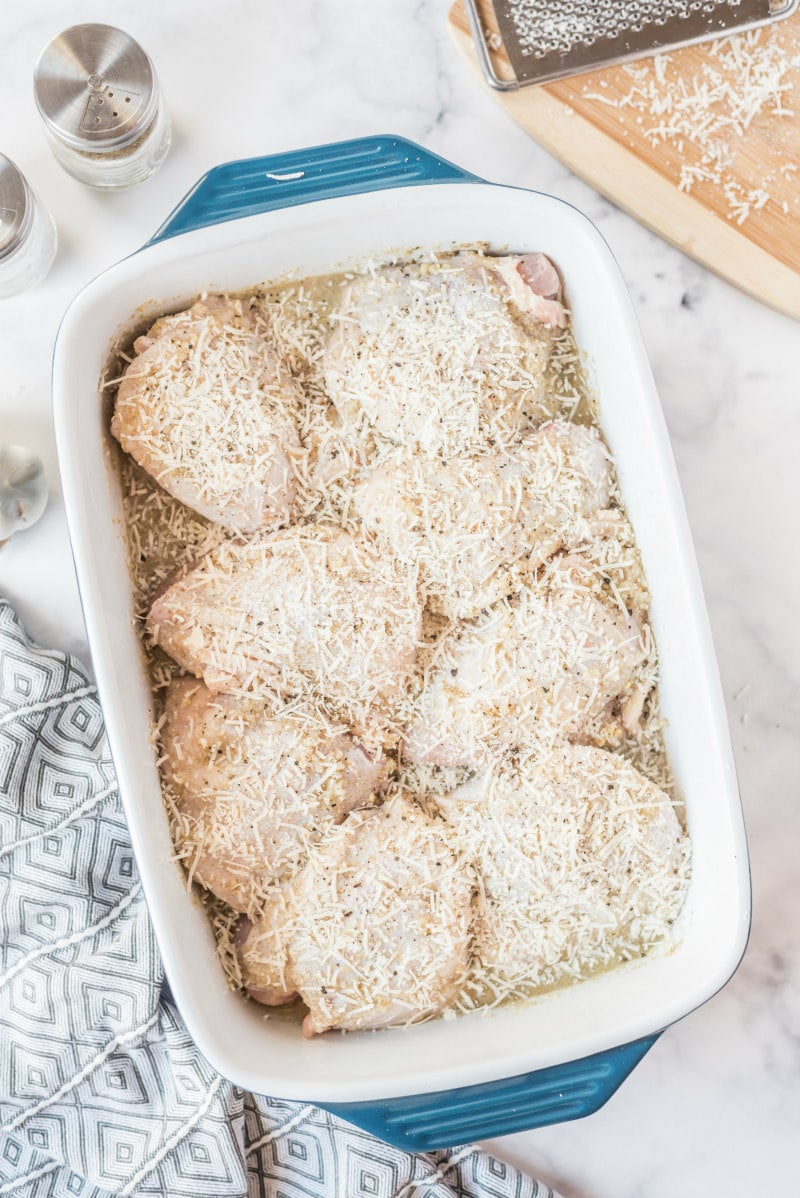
{"left": 148, "top": 135, "right": 476, "bottom": 244}
{"left": 316, "top": 1033, "right": 659, "bottom": 1151}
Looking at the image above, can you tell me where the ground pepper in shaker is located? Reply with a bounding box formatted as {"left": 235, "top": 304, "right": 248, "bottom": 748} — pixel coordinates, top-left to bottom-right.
{"left": 34, "top": 24, "right": 171, "bottom": 190}
{"left": 0, "top": 156, "right": 57, "bottom": 298}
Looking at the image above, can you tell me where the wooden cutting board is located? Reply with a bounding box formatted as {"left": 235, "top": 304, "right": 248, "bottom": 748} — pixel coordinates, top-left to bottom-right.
{"left": 449, "top": 2, "right": 800, "bottom": 319}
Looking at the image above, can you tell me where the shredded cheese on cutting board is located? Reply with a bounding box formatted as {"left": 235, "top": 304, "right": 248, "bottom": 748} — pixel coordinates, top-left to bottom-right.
{"left": 448, "top": 2, "right": 800, "bottom": 310}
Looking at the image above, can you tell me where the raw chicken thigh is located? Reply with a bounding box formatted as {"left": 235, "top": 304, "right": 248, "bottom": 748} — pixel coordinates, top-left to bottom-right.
{"left": 355, "top": 420, "right": 612, "bottom": 619}
{"left": 492, "top": 253, "right": 566, "bottom": 330}
{"left": 112, "top": 295, "right": 301, "bottom": 532}
{"left": 323, "top": 252, "right": 567, "bottom": 458}
{"left": 435, "top": 743, "right": 690, "bottom": 999}
{"left": 403, "top": 554, "right": 650, "bottom": 767}
{"left": 147, "top": 523, "right": 422, "bottom": 721}
{"left": 161, "top": 678, "right": 384, "bottom": 914}
{"left": 237, "top": 795, "right": 473, "bottom": 1035}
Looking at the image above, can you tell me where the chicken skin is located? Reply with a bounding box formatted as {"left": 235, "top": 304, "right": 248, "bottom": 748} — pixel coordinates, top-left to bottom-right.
{"left": 112, "top": 295, "right": 301, "bottom": 532}
{"left": 355, "top": 421, "right": 612, "bottom": 619}
{"left": 147, "top": 523, "right": 422, "bottom": 722}
{"left": 161, "top": 678, "right": 384, "bottom": 914}
{"left": 403, "top": 554, "right": 650, "bottom": 767}
{"left": 435, "top": 743, "right": 690, "bottom": 999}
{"left": 237, "top": 795, "right": 473, "bottom": 1035}
{"left": 323, "top": 252, "right": 567, "bottom": 458}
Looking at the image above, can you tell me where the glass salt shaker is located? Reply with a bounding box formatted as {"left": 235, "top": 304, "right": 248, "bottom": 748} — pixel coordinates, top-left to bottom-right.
{"left": 0, "top": 156, "right": 57, "bottom": 299}
{"left": 34, "top": 24, "right": 171, "bottom": 190}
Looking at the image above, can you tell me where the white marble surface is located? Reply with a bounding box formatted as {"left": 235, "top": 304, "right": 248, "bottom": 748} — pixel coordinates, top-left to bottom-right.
{"left": 1, "top": 2, "right": 798, "bottom": 1194}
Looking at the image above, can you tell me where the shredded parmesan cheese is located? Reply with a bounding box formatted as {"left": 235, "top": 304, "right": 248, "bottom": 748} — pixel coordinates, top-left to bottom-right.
{"left": 161, "top": 677, "right": 385, "bottom": 916}
{"left": 238, "top": 795, "right": 473, "bottom": 1035}
{"left": 435, "top": 743, "right": 690, "bottom": 1008}
{"left": 584, "top": 25, "right": 800, "bottom": 224}
{"left": 112, "top": 295, "right": 303, "bottom": 530}
{"left": 400, "top": 553, "right": 654, "bottom": 769}
{"left": 355, "top": 420, "right": 613, "bottom": 619}
{"left": 322, "top": 253, "right": 567, "bottom": 459}
{"left": 147, "top": 522, "right": 422, "bottom": 727}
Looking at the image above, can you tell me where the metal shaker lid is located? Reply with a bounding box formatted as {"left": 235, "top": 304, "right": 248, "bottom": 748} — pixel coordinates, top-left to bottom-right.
{"left": 34, "top": 24, "right": 158, "bottom": 152}
{"left": 0, "top": 156, "right": 32, "bottom": 262}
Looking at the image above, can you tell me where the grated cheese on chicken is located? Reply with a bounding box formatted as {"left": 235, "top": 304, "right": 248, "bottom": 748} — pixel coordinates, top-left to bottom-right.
{"left": 322, "top": 252, "right": 566, "bottom": 459}
{"left": 355, "top": 420, "right": 613, "bottom": 620}
{"left": 147, "top": 522, "right": 422, "bottom": 726}
{"left": 112, "top": 295, "right": 303, "bottom": 531}
{"left": 434, "top": 742, "right": 691, "bottom": 1008}
{"left": 237, "top": 794, "right": 474, "bottom": 1035}
{"left": 401, "top": 553, "right": 653, "bottom": 769}
{"left": 161, "top": 677, "right": 385, "bottom": 916}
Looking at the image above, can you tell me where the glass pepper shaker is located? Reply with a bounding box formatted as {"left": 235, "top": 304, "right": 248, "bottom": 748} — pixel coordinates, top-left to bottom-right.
{"left": 34, "top": 24, "right": 171, "bottom": 190}
{"left": 0, "top": 155, "right": 57, "bottom": 299}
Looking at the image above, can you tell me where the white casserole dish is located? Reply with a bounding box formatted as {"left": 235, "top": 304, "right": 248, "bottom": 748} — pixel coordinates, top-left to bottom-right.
{"left": 53, "top": 136, "right": 750, "bottom": 1140}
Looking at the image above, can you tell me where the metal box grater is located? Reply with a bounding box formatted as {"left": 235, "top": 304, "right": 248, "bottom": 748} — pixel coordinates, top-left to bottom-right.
{"left": 463, "top": 0, "right": 799, "bottom": 88}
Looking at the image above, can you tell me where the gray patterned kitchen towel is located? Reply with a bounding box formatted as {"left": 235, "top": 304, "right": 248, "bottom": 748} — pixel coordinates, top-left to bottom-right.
{"left": 0, "top": 599, "right": 558, "bottom": 1198}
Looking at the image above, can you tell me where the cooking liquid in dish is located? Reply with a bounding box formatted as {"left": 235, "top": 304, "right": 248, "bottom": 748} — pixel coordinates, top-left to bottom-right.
{"left": 111, "top": 252, "right": 690, "bottom": 1028}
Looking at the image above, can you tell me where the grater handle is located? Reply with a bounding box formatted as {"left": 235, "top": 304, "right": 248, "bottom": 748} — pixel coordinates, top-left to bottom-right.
{"left": 148, "top": 136, "right": 475, "bottom": 243}
{"left": 316, "top": 1034, "right": 660, "bottom": 1152}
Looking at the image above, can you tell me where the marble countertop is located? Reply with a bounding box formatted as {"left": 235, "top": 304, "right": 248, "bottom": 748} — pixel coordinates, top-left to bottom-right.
{"left": 2, "top": 2, "right": 798, "bottom": 1194}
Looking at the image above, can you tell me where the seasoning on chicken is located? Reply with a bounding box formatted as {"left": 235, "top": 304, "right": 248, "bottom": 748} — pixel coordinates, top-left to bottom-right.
{"left": 435, "top": 742, "right": 690, "bottom": 1004}
{"left": 355, "top": 420, "right": 612, "bottom": 619}
{"left": 112, "top": 294, "right": 302, "bottom": 532}
{"left": 237, "top": 795, "right": 473, "bottom": 1035}
{"left": 323, "top": 252, "right": 567, "bottom": 458}
{"left": 161, "top": 678, "right": 384, "bottom": 914}
{"left": 147, "top": 523, "right": 422, "bottom": 722}
{"left": 403, "top": 553, "right": 651, "bottom": 767}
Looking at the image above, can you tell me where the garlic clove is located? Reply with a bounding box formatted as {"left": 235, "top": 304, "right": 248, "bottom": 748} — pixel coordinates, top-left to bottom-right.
{"left": 0, "top": 444, "right": 48, "bottom": 546}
